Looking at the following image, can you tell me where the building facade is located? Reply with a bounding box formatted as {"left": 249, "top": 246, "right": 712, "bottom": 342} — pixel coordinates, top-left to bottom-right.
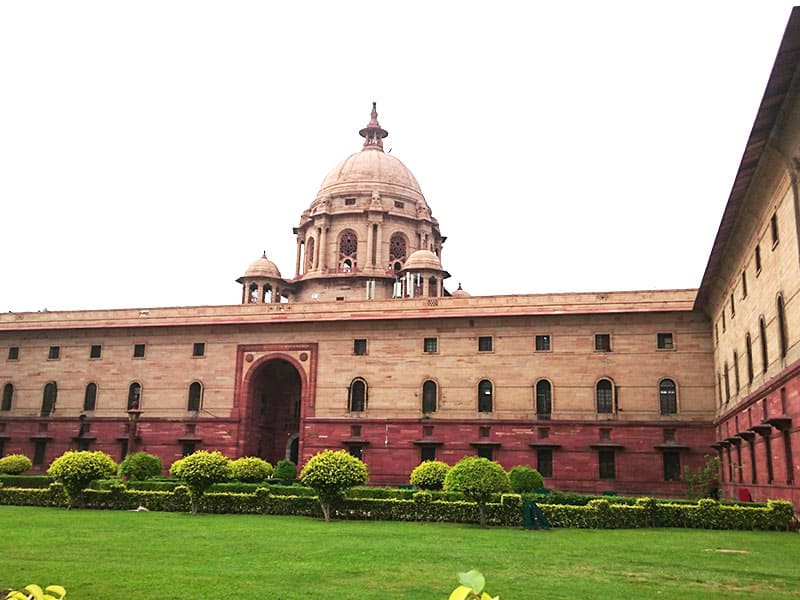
{"left": 2, "top": 11, "right": 800, "bottom": 502}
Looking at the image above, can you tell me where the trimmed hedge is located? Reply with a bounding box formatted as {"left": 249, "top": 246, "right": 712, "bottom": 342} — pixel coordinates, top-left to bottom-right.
{"left": 0, "top": 475, "right": 54, "bottom": 489}
{"left": 0, "top": 484, "right": 792, "bottom": 530}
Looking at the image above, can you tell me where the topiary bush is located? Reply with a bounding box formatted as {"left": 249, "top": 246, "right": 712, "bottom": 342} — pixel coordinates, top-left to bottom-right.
{"left": 409, "top": 460, "right": 450, "bottom": 490}
{"left": 47, "top": 451, "right": 117, "bottom": 509}
{"left": 169, "top": 451, "right": 233, "bottom": 514}
{"left": 444, "top": 456, "right": 510, "bottom": 527}
{"left": 0, "top": 454, "right": 33, "bottom": 475}
{"left": 274, "top": 459, "right": 297, "bottom": 484}
{"left": 508, "top": 465, "right": 544, "bottom": 493}
{"left": 118, "top": 452, "right": 163, "bottom": 481}
{"left": 230, "top": 457, "right": 273, "bottom": 483}
{"left": 299, "top": 450, "right": 368, "bottom": 522}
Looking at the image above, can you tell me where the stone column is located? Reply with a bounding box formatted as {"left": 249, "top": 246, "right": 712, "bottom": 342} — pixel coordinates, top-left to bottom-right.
{"left": 366, "top": 222, "right": 374, "bottom": 268}
{"left": 295, "top": 238, "right": 302, "bottom": 278}
{"left": 320, "top": 226, "right": 329, "bottom": 271}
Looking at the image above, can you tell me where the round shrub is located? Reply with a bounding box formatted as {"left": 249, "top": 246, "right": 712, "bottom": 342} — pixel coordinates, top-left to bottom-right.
{"left": 274, "top": 459, "right": 297, "bottom": 483}
{"left": 0, "top": 454, "right": 33, "bottom": 475}
{"left": 507, "top": 465, "right": 544, "bottom": 493}
{"left": 170, "top": 450, "right": 233, "bottom": 514}
{"left": 444, "top": 456, "right": 510, "bottom": 527}
{"left": 118, "top": 452, "right": 163, "bottom": 481}
{"left": 231, "top": 457, "right": 273, "bottom": 483}
{"left": 300, "top": 450, "right": 368, "bottom": 521}
{"left": 410, "top": 460, "right": 450, "bottom": 490}
{"left": 47, "top": 451, "right": 118, "bottom": 509}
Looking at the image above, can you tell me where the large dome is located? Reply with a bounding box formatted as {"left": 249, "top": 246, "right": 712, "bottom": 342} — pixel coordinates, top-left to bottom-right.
{"left": 319, "top": 150, "right": 422, "bottom": 197}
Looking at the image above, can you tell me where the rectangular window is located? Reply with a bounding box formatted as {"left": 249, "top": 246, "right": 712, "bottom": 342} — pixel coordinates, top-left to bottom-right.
{"left": 657, "top": 333, "right": 673, "bottom": 350}
{"left": 353, "top": 339, "right": 367, "bottom": 355}
{"left": 48, "top": 346, "right": 60, "bottom": 360}
{"left": 394, "top": 201, "right": 404, "bottom": 209}
{"left": 348, "top": 445, "right": 363, "bottom": 460}
{"left": 420, "top": 446, "right": 436, "bottom": 462}
{"left": 89, "top": 344, "right": 102, "bottom": 359}
{"left": 478, "top": 336, "right": 493, "bottom": 352}
{"left": 663, "top": 451, "right": 681, "bottom": 481}
{"left": 477, "top": 446, "right": 493, "bottom": 460}
{"left": 33, "top": 440, "right": 47, "bottom": 466}
{"left": 537, "top": 449, "right": 553, "bottom": 478}
{"left": 119, "top": 439, "right": 129, "bottom": 461}
{"left": 133, "top": 343, "right": 146, "bottom": 358}
{"left": 350, "top": 425, "right": 361, "bottom": 437}
{"left": 192, "top": 342, "right": 205, "bottom": 357}
{"left": 594, "top": 334, "right": 611, "bottom": 352}
{"left": 344, "top": 197, "right": 356, "bottom": 206}
{"left": 771, "top": 212, "right": 779, "bottom": 247}
{"left": 663, "top": 428, "right": 676, "bottom": 442}
{"left": 8, "top": 347, "right": 19, "bottom": 361}
{"left": 423, "top": 337, "right": 438, "bottom": 354}
{"left": 181, "top": 442, "right": 196, "bottom": 457}
{"left": 598, "top": 450, "right": 616, "bottom": 480}
{"left": 77, "top": 439, "right": 91, "bottom": 452}
{"left": 721, "top": 311, "right": 726, "bottom": 332}
{"left": 755, "top": 244, "right": 762, "bottom": 273}
{"left": 741, "top": 270, "right": 748, "bottom": 298}
{"left": 535, "top": 335, "right": 551, "bottom": 351}
{"left": 730, "top": 293, "right": 735, "bottom": 318}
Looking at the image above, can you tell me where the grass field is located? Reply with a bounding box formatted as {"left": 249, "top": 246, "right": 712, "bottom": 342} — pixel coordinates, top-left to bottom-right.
{"left": 1, "top": 506, "right": 797, "bottom": 599}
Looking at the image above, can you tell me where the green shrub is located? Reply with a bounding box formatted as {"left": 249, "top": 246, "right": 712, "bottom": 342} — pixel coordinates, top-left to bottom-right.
{"left": 0, "top": 475, "right": 53, "bottom": 489}
{"left": 230, "top": 457, "right": 273, "bottom": 483}
{"left": 0, "top": 454, "right": 33, "bottom": 475}
{"left": 410, "top": 460, "right": 450, "bottom": 490}
{"left": 47, "top": 451, "right": 117, "bottom": 509}
{"left": 118, "top": 452, "right": 163, "bottom": 481}
{"left": 274, "top": 459, "right": 297, "bottom": 483}
{"left": 444, "top": 457, "right": 510, "bottom": 527}
{"left": 299, "top": 450, "right": 368, "bottom": 522}
{"left": 507, "top": 465, "right": 543, "bottom": 493}
{"left": 169, "top": 451, "right": 233, "bottom": 514}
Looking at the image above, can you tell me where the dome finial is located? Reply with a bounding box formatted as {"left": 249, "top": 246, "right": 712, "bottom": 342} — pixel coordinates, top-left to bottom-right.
{"left": 359, "top": 101, "right": 388, "bottom": 151}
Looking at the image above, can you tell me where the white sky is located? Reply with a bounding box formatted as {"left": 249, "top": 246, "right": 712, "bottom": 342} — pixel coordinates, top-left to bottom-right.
{"left": 0, "top": 1, "right": 797, "bottom": 312}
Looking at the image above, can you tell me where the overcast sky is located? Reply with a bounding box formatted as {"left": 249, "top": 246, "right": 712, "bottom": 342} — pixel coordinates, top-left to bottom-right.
{"left": 1, "top": 1, "right": 797, "bottom": 312}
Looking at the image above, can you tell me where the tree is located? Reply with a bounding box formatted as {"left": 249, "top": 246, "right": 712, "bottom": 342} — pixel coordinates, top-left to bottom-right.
{"left": 410, "top": 460, "right": 450, "bottom": 490}
{"left": 684, "top": 454, "right": 721, "bottom": 500}
{"left": 169, "top": 451, "right": 232, "bottom": 514}
{"left": 274, "top": 459, "right": 297, "bottom": 484}
{"left": 299, "top": 450, "right": 367, "bottom": 522}
{"left": 0, "top": 454, "right": 33, "bottom": 475}
{"left": 444, "top": 456, "right": 510, "bottom": 527}
{"left": 230, "top": 457, "right": 273, "bottom": 483}
{"left": 47, "top": 451, "right": 117, "bottom": 509}
{"left": 118, "top": 451, "right": 163, "bottom": 480}
{"left": 507, "top": 465, "right": 543, "bottom": 493}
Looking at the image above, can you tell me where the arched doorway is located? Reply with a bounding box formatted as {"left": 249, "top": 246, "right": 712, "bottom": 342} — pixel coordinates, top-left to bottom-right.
{"left": 245, "top": 359, "right": 302, "bottom": 465}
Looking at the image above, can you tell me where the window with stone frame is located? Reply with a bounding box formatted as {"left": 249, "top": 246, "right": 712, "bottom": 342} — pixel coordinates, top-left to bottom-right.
{"left": 188, "top": 382, "right": 202, "bottom": 412}
{"left": 192, "top": 342, "right": 206, "bottom": 357}
{"left": 598, "top": 450, "right": 616, "bottom": 479}
{"left": 657, "top": 333, "right": 673, "bottom": 350}
{"left": 423, "top": 337, "right": 438, "bottom": 354}
{"left": 48, "top": 346, "right": 60, "bottom": 360}
{"left": 305, "top": 236, "right": 315, "bottom": 272}
{"left": 33, "top": 440, "right": 47, "bottom": 466}
{"left": 41, "top": 382, "right": 57, "bottom": 416}
{"left": 478, "top": 379, "right": 493, "bottom": 413}
{"left": 182, "top": 442, "right": 196, "bottom": 457}
{"left": 535, "top": 335, "right": 551, "bottom": 351}
{"left": 128, "top": 382, "right": 142, "bottom": 410}
{"left": 594, "top": 334, "right": 611, "bottom": 352}
{"left": 2, "top": 383, "right": 13, "bottom": 411}
{"left": 663, "top": 451, "right": 681, "bottom": 481}
{"left": 659, "top": 379, "right": 677, "bottom": 415}
{"left": 535, "top": 379, "right": 552, "bottom": 419}
{"left": 83, "top": 383, "right": 97, "bottom": 412}
{"left": 7, "top": 347, "right": 19, "bottom": 361}
{"left": 537, "top": 448, "right": 553, "bottom": 478}
{"left": 420, "top": 446, "right": 436, "bottom": 462}
{"left": 771, "top": 212, "right": 779, "bottom": 247}
{"left": 745, "top": 333, "right": 754, "bottom": 383}
{"left": 389, "top": 233, "right": 407, "bottom": 271}
{"left": 348, "top": 445, "right": 363, "bottom": 460}
{"left": 339, "top": 230, "right": 358, "bottom": 271}
{"left": 90, "top": 344, "right": 102, "bottom": 359}
{"left": 759, "top": 316, "right": 768, "bottom": 373}
{"left": 422, "top": 380, "right": 437, "bottom": 413}
{"left": 477, "top": 446, "right": 493, "bottom": 460}
{"left": 353, "top": 339, "right": 367, "bottom": 356}
{"left": 133, "top": 343, "right": 146, "bottom": 358}
{"left": 777, "top": 294, "right": 788, "bottom": 358}
{"left": 596, "top": 379, "right": 613, "bottom": 413}
{"left": 349, "top": 378, "right": 367, "bottom": 412}
{"left": 478, "top": 336, "right": 493, "bottom": 352}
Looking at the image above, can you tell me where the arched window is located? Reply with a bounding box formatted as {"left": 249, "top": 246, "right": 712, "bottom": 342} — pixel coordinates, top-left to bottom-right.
{"left": 349, "top": 378, "right": 367, "bottom": 412}
{"left": 1, "top": 383, "right": 13, "bottom": 411}
{"left": 428, "top": 277, "right": 438, "bottom": 297}
{"left": 723, "top": 363, "right": 730, "bottom": 402}
{"left": 777, "top": 294, "right": 788, "bottom": 358}
{"left": 389, "top": 233, "right": 407, "bottom": 267}
{"left": 83, "top": 383, "right": 97, "bottom": 412}
{"left": 759, "top": 316, "right": 768, "bottom": 373}
{"left": 41, "top": 382, "right": 57, "bottom": 416}
{"left": 422, "top": 380, "right": 437, "bottom": 413}
{"left": 535, "top": 380, "right": 552, "bottom": 419}
{"left": 478, "top": 379, "right": 493, "bottom": 413}
{"left": 733, "top": 351, "right": 740, "bottom": 393}
{"left": 128, "top": 382, "right": 141, "bottom": 410}
{"left": 659, "top": 379, "right": 677, "bottom": 415}
{"left": 248, "top": 282, "right": 258, "bottom": 303}
{"left": 596, "top": 379, "right": 613, "bottom": 414}
{"left": 305, "top": 236, "right": 315, "bottom": 272}
{"left": 745, "top": 333, "right": 754, "bottom": 384}
{"left": 188, "top": 382, "right": 203, "bottom": 412}
{"left": 339, "top": 230, "right": 358, "bottom": 269}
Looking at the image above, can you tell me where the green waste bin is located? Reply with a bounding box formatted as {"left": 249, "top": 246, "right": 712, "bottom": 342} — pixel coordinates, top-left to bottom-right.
{"left": 522, "top": 500, "right": 551, "bottom": 530}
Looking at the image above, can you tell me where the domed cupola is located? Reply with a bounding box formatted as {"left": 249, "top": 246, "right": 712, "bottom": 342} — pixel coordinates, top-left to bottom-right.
{"left": 288, "top": 103, "right": 447, "bottom": 303}
{"left": 236, "top": 252, "right": 290, "bottom": 304}
{"left": 396, "top": 249, "right": 450, "bottom": 299}
{"left": 450, "top": 283, "right": 471, "bottom": 298}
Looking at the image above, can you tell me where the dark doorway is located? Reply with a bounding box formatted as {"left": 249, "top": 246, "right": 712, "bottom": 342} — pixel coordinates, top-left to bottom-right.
{"left": 246, "top": 359, "right": 302, "bottom": 465}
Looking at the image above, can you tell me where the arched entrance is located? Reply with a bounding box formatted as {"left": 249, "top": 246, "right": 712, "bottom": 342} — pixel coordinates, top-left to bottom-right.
{"left": 244, "top": 359, "right": 302, "bottom": 465}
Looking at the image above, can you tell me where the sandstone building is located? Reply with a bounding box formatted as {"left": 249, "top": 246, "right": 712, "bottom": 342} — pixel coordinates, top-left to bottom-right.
{"left": 2, "top": 10, "right": 800, "bottom": 503}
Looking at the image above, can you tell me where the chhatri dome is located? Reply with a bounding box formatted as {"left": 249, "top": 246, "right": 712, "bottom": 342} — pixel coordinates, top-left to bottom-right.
{"left": 238, "top": 103, "right": 452, "bottom": 304}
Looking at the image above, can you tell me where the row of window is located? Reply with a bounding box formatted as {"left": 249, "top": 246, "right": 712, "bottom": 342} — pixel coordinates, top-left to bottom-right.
{"left": 718, "top": 294, "right": 789, "bottom": 405}
{"left": 715, "top": 210, "right": 780, "bottom": 341}
{"left": 346, "top": 377, "right": 680, "bottom": 416}
{"left": 5, "top": 343, "right": 207, "bottom": 362}
{"left": 0, "top": 381, "right": 204, "bottom": 415}
{"left": 353, "top": 332, "right": 675, "bottom": 356}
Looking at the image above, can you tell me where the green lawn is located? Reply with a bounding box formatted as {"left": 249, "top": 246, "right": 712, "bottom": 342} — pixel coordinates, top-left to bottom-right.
{"left": 1, "top": 506, "right": 797, "bottom": 599}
